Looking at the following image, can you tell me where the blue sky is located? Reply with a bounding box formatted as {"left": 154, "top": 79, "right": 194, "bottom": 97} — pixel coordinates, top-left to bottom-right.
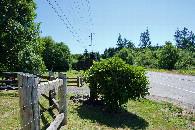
{"left": 34, "top": 0, "right": 195, "bottom": 54}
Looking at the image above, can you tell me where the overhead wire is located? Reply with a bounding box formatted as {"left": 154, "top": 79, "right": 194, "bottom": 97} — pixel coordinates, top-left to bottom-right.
{"left": 55, "top": 0, "right": 90, "bottom": 46}
{"left": 45, "top": 0, "right": 94, "bottom": 52}
{"left": 44, "top": 0, "right": 85, "bottom": 52}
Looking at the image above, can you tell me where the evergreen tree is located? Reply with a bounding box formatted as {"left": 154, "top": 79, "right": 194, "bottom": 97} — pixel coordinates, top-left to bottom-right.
{"left": 174, "top": 27, "right": 195, "bottom": 49}
{"left": 139, "top": 28, "right": 151, "bottom": 48}
{"left": 116, "top": 33, "right": 126, "bottom": 49}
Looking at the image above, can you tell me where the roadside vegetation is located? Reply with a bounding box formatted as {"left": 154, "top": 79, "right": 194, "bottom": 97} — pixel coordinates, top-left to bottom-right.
{"left": 98, "top": 29, "right": 195, "bottom": 76}
{"left": 83, "top": 57, "right": 149, "bottom": 111}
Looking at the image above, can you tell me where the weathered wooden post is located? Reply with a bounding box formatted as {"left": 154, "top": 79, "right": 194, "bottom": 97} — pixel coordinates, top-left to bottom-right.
{"left": 77, "top": 76, "right": 79, "bottom": 87}
{"left": 80, "top": 77, "right": 83, "bottom": 87}
{"left": 49, "top": 71, "right": 56, "bottom": 108}
{"left": 18, "top": 73, "right": 40, "bottom": 130}
{"left": 58, "top": 72, "right": 67, "bottom": 125}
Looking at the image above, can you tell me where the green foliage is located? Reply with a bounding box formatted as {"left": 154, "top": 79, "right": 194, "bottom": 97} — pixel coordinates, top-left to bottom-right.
{"left": 83, "top": 49, "right": 90, "bottom": 59}
{"left": 116, "top": 33, "right": 135, "bottom": 50}
{"left": 174, "top": 48, "right": 195, "bottom": 70}
{"left": 101, "top": 47, "right": 118, "bottom": 59}
{"left": 83, "top": 57, "right": 150, "bottom": 110}
{"left": 158, "top": 42, "right": 179, "bottom": 70}
{"left": 72, "top": 50, "right": 93, "bottom": 71}
{"left": 1, "top": 90, "right": 194, "bottom": 129}
{"left": 139, "top": 28, "right": 151, "bottom": 48}
{"left": 174, "top": 27, "right": 195, "bottom": 50}
{"left": 0, "top": 0, "right": 46, "bottom": 73}
{"left": 126, "top": 40, "right": 135, "bottom": 48}
{"left": 101, "top": 28, "right": 194, "bottom": 73}
{"left": 116, "top": 33, "right": 125, "bottom": 49}
{"left": 134, "top": 48, "right": 158, "bottom": 68}
{"left": 114, "top": 48, "right": 134, "bottom": 65}
{"left": 94, "top": 52, "right": 101, "bottom": 61}
{"left": 41, "top": 36, "right": 71, "bottom": 71}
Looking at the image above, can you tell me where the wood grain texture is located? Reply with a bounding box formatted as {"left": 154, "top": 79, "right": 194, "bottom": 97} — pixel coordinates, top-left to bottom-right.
{"left": 18, "top": 74, "right": 40, "bottom": 130}
{"left": 58, "top": 72, "right": 67, "bottom": 125}
{"left": 46, "top": 113, "right": 64, "bottom": 130}
{"left": 37, "top": 79, "right": 63, "bottom": 95}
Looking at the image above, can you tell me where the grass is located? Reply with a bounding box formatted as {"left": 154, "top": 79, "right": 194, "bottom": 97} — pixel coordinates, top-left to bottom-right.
{"left": 0, "top": 70, "right": 194, "bottom": 129}
{"left": 146, "top": 68, "right": 195, "bottom": 76}
{"left": 0, "top": 90, "right": 194, "bottom": 130}
{"left": 42, "top": 70, "right": 84, "bottom": 77}
{"left": 41, "top": 70, "right": 88, "bottom": 88}
{"left": 0, "top": 91, "right": 20, "bottom": 130}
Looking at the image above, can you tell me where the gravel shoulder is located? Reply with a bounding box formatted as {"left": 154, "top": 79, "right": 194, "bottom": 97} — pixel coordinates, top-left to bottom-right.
{"left": 67, "top": 87, "right": 90, "bottom": 94}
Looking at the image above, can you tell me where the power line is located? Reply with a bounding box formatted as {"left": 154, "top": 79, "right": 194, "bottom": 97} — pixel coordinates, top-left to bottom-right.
{"left": 45, "top": 0, "right": 94, "bottom": 51}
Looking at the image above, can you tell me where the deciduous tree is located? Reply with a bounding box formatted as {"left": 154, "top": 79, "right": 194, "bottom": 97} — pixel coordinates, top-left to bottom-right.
{"left": 0, "top": 0, "right": 46, "bottom": 73}
{"left": 42, "top": 37, "right": 71, "bottom": 71}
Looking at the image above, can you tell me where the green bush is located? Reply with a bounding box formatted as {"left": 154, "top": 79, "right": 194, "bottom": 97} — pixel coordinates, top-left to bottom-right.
{"left": 158, "top": 41, "right": 179, "bottom": 70}
{"left": 134, "top": 48, "right": 158, "bottom": 68}
{"left": 174, "top": 48, "right": 195, "bottom": 70}
{"left": 114, "top": 48, "right": 134, "bottom": 65}
{"left": 83, "top": 57, "right": 150, "bottom": 110}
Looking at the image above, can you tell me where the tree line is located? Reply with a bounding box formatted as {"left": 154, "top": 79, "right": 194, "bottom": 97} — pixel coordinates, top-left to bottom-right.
{"left": 101, "top": 28, "right": 194, "bottom": 71}
{"left": 0, "top": 0, "right": 194, "bottom": 74}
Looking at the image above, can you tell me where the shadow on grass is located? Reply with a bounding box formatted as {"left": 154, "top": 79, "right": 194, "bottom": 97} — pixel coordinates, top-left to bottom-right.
{"left": 76, "top": 102, "right": 149, "bottom": 129}
{"left": 39, "top": 104, "right": 56, "bottom": 130}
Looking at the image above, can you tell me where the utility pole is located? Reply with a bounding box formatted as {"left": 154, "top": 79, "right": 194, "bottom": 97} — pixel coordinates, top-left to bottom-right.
{"left": 89, "top": 33, "right": 97, "bottom": 60}
{"left": 89, "top": 33, "right": 95, "bottom": 52}
{"left": 89, "top": 33, "right": 93, "bottom": 46}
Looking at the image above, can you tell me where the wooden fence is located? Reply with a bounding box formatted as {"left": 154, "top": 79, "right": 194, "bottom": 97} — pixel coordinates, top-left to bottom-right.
{"left": 67, "top": 76, "right": 83, "bottom": 87}
{"left": 0, "top": 72, "right": 83, "bottom": 91}
{"left": 0, "top": 71, "right": 84, "bottom": 129}
{"left": 17, "top": 72, "right": 67, "bottom": 130}
{"left": 0, "top": 72, "right": 19, "bottom": 90}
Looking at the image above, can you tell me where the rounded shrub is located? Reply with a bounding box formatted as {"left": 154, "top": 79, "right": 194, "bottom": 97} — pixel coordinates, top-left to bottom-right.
{"left": 158, "top": 41, "right": 179, "bottom": 70}
{"left": 83, "top": 57, "right": 150, "bottom": 110}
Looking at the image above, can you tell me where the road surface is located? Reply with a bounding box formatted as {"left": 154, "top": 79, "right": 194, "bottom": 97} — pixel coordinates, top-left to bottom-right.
{"left": 146, "top": 71, "right": 195, "bottom": 109}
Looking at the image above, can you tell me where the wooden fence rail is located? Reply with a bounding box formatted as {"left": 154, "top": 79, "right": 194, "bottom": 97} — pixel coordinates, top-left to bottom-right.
{"left": 0, "top": 71, "right": 85, "bottom": 129}
{"left": 67, "top": 76, "right": 83, "bottom": 87}
{"left": 17, "top": 72, "right": 67, "bottom": 130}
{"left": 0, "top": 72, "right": 83, "bottom": 91}
{"left": 0, "top": 72, "right": 19, "bottom": 90}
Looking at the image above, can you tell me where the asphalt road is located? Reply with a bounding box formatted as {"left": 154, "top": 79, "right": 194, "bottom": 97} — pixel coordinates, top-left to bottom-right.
{"left": 146, "top": 71, "right": 195, "bottom": 109}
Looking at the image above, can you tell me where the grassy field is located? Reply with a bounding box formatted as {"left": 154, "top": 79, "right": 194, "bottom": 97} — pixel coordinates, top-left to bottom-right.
{"left": 0, "top": 70, "right": 194, "bottom": 129}
{"left": 42, "top": 70, "right": 84, "bottom": 77}
{"left": 146, "top": 68, "right": 195, "bottom": 76}
{"left": 0, "top": 91, "right": 194, "bottom": 130}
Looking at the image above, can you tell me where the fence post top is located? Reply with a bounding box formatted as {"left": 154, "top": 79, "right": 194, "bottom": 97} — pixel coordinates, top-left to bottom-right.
{"left": 17, "top": 73, "right": 39, "bottom": 80}
{"left": 49, "top": 71, "right": 55, "bottom": 77}
{"left": 58, "top": 72, "right": 66, "bottom": 79}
